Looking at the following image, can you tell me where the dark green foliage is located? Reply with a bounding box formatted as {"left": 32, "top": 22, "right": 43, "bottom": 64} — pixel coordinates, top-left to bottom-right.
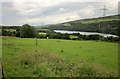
{"left": 20, "top": 24, "right": 36, "bottom": 38}
{"left": 1, "top": 25, "right": 119, "bottom": 42}
{"left": 0, "top": 27, "right": 1, "bottom": 36}
{"left": 2, "top": 26, "right": 20, "bottom": 37}
{"left": 36, "top": 28, "right": 119, "bottom": 42}
{"left": 2, "top": 29, "right": 14, "bottom": 36}
{"left": 77, "top": 34, "right": 120, "bottom": 42}
{"left": 46, "top": 32, "right": 70, "bottom": 40}
{"left": 37, "top": 34, "right": 47, "bottom": 38}
{"left": 15, "top": 31, "right": 20, "bottom": 37}
{"left": 105, "top": 36, "right": 120, "bottom": 42}
{"left": 1, "top": 26, "right": 20, "bottom": 29}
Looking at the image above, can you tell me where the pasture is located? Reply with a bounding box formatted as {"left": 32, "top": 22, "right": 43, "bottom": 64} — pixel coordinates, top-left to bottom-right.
{"left": 2, "top": 37, "right": 118, "bottom": 77}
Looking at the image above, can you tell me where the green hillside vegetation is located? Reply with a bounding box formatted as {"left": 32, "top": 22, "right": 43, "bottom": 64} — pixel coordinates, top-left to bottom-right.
{"left": 44, "top": 15, "right": 119, "bottom": 36}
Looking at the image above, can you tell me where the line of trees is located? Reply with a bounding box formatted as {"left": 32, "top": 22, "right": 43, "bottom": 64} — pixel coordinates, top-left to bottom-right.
{"left": 1, "top": 24, "right": 120, "bottom": 42}
{"left": 46, "top": 33, "right": 70, "bottom": 39}
{"left": 2, "top": 24, "right": 36, "bottom": 38}
{"left": 37, "top": 31, "right": 120, "bottom": 42}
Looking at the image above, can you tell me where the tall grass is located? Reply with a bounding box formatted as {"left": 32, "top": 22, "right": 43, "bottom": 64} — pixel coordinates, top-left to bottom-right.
{"left": 17, "top": 50, "right": 118, "bottom": 77}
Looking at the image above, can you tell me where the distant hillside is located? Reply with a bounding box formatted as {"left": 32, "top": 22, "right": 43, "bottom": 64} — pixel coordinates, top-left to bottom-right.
{"left": 43, "top": 15, "right": 120, "bottom": 36}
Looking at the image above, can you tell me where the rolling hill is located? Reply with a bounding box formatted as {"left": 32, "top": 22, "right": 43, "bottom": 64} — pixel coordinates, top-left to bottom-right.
{"left": 43, "top": 15, "right": 120, "bottom": 36}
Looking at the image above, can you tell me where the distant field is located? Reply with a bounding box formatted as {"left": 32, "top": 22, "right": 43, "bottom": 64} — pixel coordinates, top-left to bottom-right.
{"left": 70, "top": 35, "right": 78, "bottom": 39}
{"left": 2, "top": 37, "right": 118, "bottom": 77}
{"left": 38, "top": 32, "right": 47, "bottom": 35}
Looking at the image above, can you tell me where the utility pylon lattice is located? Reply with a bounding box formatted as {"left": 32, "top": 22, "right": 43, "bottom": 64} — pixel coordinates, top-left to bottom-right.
{"left": 100, "top": 5, "right": 108, "bottom": 17}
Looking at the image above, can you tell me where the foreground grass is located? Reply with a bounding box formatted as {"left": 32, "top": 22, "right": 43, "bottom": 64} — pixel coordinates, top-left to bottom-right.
{"left": 2, "top": 37, "right": 118, "bottom": 77}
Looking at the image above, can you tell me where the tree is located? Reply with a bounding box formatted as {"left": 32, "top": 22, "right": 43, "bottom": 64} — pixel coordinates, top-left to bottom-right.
{"left": 15, "top": 31, "right": 20, "bottom": 37}
{"left": 20, "top": 24, "right": 36, "bottom": 38}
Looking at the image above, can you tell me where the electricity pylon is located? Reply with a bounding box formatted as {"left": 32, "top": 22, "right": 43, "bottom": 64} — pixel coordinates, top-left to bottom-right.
{"left": 100, "top": 5, "right": 108, "bottom": 17}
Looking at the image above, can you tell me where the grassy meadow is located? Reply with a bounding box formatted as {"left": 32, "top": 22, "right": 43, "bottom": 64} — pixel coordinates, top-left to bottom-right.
{"left": 2, "top": 37, "right": 118, "bottom": 77}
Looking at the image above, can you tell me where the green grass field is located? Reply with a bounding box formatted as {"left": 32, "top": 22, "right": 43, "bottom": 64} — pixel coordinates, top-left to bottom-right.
{"left": 2, "top": 37, "right": 118, "bottom": 77}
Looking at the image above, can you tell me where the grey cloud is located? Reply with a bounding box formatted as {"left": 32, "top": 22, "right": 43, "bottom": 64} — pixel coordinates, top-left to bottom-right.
{"left": 1, "top": 2, "right": 118, "bottom": 25}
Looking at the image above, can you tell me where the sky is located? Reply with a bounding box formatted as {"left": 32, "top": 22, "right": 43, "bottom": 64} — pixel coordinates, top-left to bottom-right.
{"left": 0, "top": 0, "right": 119, "bottom": 26}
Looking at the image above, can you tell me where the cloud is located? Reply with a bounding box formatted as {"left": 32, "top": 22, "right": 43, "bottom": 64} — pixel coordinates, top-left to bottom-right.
{"left": 12, "top": 0, "right": 62, "bottom": 15}
{"left": 12, "top": 2, "right": 41, "bottom": 15}
{"left": 0, "top": 3, "right": 2, "bottom": 24}
{"left": 18, "top": 11, "right": 80, "bottom": 25}
{"left": 2, "top": 0, "right": 119, "bottom": 2}
{"left": 1, "top": 1, "right": 119, "bottom": 25}
{"left": 107, "top": 2, "right": 118, "bottom": 11}
{"left": 11, "top": 0, "right": 119, "bottom": 16}
{"left": 58, "top": 8, "right": 66, "bottom": 12}
{"left": 82, "top": 5, "right": 95, "bottom": 16}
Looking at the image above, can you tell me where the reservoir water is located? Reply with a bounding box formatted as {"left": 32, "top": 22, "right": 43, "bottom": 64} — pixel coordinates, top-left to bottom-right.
{"left": 54, "top": 30, "right": 118, "bottom": 38}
